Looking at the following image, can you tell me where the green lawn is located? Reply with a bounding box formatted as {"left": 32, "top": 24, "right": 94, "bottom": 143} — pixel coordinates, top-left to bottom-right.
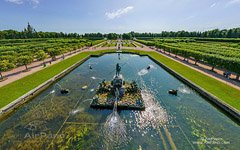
{"left": 0, "top": 49, "right": 239, "bottom": 112}
{"left": 0, "top": 50, "right": 115, "bottom": 108}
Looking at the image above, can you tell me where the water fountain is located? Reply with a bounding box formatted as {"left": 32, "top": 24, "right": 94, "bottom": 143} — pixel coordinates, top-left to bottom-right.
{"left": 70, "top": 99, "right": 93, "bottom": 115}
{"left": 98, "top": 64, "right": 136, "bottom": 147}
{"left": 90, "top": 63, "right": 145, "bottom": 110}
{"left": 103, "top": 84, "right": 128, "bottom": 148}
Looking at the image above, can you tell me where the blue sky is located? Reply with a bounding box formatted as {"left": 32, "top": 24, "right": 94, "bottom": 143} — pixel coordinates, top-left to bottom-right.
{"left": 0, "top": 0, "right": 240, "bottom": 33}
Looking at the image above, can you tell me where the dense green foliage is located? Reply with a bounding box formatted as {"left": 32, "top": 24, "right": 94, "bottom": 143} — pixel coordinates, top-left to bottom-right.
{"left": 122, "top": 33, "right": 133, "bottom": 39}
{"left": 0, "top": 60, "right": 15, "bottom": 79}
{"left": 83, "top": 33, "right": 105, "bottom": 40}
{"left": 83, "top": 33, "right": 120, "bottom": 40}
{"left": 17, "top": 55, "right": 34, "bottom": 70}
{"left": 1, "top": 23, "right": 240, "bottom": 41}
{"left": 0, "top": 23, "right": 119, "bottom": 40}
{"left": 129, "top": 28, "right": 240, "bottom": 39}
{"left": 136, "top": 38, "right": 240, "bottom": 75}
{"left": 35, "top": 50, "right": 48, "bottom": 62}
{"left": 195, "top": 38, "right": 240, "bottom": 43}
{"left": 0, "top": 23, "right": 82, "bottom": 39}
{"left": 0, "top": 38, "right": 104, "bottom": 73}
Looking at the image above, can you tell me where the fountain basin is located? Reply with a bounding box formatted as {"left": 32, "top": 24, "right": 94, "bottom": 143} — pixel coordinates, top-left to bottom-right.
{"left": 90, "top": 81, "right": 145, "bottom": 111}
{"left": 90, "top": 97, "right": 145, "bottom": 111}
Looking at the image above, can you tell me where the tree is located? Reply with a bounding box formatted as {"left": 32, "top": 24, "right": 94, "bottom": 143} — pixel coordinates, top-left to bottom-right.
{"left": 0, "top": 60, "right": 15, "bottom": 80}
{"left": 18, "top": 55, "right": 34, "bottom": 71}
{"left": 69, "top": 47, "right": 74, "bottom": 55}
{"left": 48, "top": 49, "right": 61, "bottom": 61}
{"left": 106, "top": 33, "right": 119, "bottom": 40}
{"left": 60, "top": 48, "right": 67, "bottom": 59}
{"left": 35, "top": 50, "right": 48, "bottom": 66}
{"left": 122, "top": 33, "right": 132, "bottom": 40}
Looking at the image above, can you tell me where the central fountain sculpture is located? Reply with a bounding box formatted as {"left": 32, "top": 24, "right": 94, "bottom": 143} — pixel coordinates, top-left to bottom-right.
{"left": 90, "top": 63, "right": 145, "bottom": 110}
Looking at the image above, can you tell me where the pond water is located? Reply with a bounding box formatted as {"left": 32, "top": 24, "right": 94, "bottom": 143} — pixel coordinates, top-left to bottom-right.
{"left": 0, "top": 53, "right": 239, "bottom": 150}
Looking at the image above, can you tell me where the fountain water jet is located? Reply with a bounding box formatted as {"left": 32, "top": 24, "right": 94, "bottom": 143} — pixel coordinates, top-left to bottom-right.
{"left": 70, "top": 99, "right": 93, "bottom": 115}
{"left": 103, "top": 88, "right": 128, "bottom": 148}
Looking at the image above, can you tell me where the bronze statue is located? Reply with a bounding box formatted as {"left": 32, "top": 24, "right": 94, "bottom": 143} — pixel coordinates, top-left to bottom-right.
{"left": 116, "top": 63, "right": 121, "bottom": 76}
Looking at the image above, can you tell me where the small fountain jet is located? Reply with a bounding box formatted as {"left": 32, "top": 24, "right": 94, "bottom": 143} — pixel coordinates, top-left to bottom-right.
{"left": 89, "top": 65, "right": 92, "bottom": 69}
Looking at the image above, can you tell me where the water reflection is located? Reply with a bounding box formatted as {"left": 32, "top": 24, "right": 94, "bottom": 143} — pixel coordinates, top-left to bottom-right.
{"left": 135, "top": 90, "right": 169, "bottom": 130}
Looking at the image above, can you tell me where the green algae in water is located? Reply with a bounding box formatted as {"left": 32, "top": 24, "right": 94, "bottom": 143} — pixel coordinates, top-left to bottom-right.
{"left": 0, "top": 53, "right": 239, "bottom": 150}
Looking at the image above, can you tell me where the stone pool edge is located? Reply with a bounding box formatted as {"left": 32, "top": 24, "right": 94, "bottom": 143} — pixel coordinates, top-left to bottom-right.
{"left": 0, "top": 56, "right": 92, "bottom": 120}
{"left": 146, "top": 56, "right": 240, "bottom": 122}
{"left": 0, "top": 50, "right": 239, "bottom": 122}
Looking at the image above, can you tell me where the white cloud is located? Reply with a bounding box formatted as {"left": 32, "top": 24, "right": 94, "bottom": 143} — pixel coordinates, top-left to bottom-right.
{"left": 31, "top": 0, "right": 39, "bottom": 5}
{"left": 227, "top": 0, "right": 240, "bottom": 5}
{"left": 105, "top": 6, "right": 134, "bottom": 20}
{"left": 210, "top": 3, "right": 216, "bottom": 8}
{"left": 5, "top": 0, "right": 24, "bottom": 4}
{"left": 5, "top": 0, "right": 39, "bottom": 5}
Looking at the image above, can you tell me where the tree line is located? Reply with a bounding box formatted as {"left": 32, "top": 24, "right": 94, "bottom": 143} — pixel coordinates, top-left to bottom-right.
{"left": 1, "top": 23, "right": 239, "bottom": 39}
{"left": 129, "top": 28, "right": 240, "bottom": 39}
{"left": 82, "top": 28, "right": 240, "bottom": 39}
{"left": 0, "top": 23, "right": 82, "bottom": 39}
{"left": 0, "top": 23, "right": 120, "bottom": 40}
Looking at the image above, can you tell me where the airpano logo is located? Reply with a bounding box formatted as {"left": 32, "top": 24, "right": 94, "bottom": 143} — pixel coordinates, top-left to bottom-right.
{"left": 192, "top": 137, "right": 230, "bottom": 145}
{"left": 24, "top": 132, "right": 65, "bottom": 139}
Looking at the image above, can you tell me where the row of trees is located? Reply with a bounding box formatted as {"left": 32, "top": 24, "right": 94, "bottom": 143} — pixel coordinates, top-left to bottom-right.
{"left": 0, "top": 48, "right": 78, "bottom": 80}
{"left": 0, "top": 23, "right": 119, "bottom": 40}
{"left": 128, "top": 28, "right": 240, "bottom": 39}
{"left": 136, "top": 39, "right": 240, "bottom": 79}
{"left": 0, "top": 39, "right": 104, "bottom": 80}
{"left": 1, "top": 23, "right": 240, "bottom": 39}
{"left": 0, "top": 23, "right": 82, "bottom": 39}
{"left": 0, "top": 30, "right": 82, "bottom": 39}
{"left": 83, "top": 28, "right": 240, "bottom": 39}
{"left": 83, "top": 33, "right": 120, "bottom": 40}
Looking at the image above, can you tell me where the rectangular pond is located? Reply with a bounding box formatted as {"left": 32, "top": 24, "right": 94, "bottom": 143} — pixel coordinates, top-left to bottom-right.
{"left": 0, "top": 53, "right": 239, "bottom": 150}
